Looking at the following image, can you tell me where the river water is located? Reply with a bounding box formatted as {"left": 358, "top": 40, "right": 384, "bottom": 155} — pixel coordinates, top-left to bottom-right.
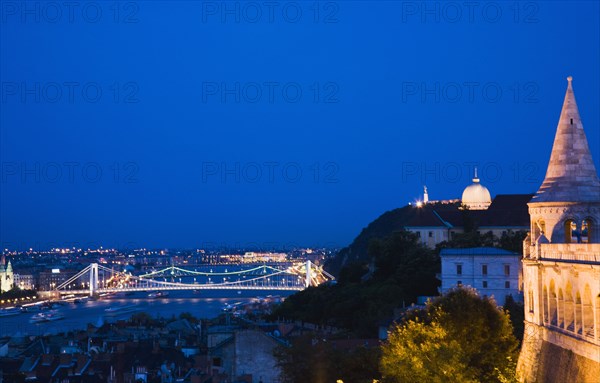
{"left": 0, "top": 289, "right": 294, "bottom": 337}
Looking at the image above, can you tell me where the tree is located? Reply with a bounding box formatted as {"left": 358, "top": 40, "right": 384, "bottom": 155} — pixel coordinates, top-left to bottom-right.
{"left": 271, "top": 230, "right": 439, "bottom": 337}
{"left": 503, "top": 294, "right": 524, "bottom": 343}
{"left": 381, "top": 315, "right": 477, "bottom": 383}
{"left": 380, "top": 286, "right": 519, "bottom": 383}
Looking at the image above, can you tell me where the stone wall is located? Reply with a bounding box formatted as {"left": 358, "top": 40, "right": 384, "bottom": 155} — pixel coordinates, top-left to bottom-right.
{"left": 234, "top": 330, "right": 281, "bottom": 383}
{"left": 534, "top": 341, "right": 599, "bottom": 383}
{"left": 518, "top": 323, "right": 600, "bottom": 383}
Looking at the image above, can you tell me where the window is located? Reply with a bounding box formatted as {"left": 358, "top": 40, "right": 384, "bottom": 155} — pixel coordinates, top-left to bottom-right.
{"left": 428, "top": 231, "right": 433, "bottom": 238}
{"left": 456, "top": 264, "right": 462, "bottom": 275}
{"left": 416, "top": 231, "right": 421, "bottom": 238}
{"left": 504, "top": 265, "right": 510, "bottom": 276}
{"left": 482, "top": 281, "right": 488, "bottom": 288}
{"left": 582, "top": 219, "right": 591, "bottom": 243}
{"left": 457, "top": 281, "right": 462, "bottom": 286}
{"left": 565, "top": 220, "right": 578, "bottom": 243}
{"left": 505, "top": 281, "right": 510, "bottom": 289}
{"left": 482, "top": 265, "right": 488, "bottom": 276}
{"left": 213, "top": 358, "right": 222, "bottom": 367}
{"left": 528, "top": 291, "right": 534, "bottom": 313}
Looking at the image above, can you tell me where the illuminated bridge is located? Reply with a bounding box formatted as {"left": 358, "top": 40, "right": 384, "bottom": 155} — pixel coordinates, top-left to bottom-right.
{"left": 53, "top": 261, "right": 334, "bottom": 296}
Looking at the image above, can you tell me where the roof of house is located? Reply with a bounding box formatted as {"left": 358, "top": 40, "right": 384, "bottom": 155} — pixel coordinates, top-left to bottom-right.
{"left": 404, "top": 194, "right": 533, "bottom": 229}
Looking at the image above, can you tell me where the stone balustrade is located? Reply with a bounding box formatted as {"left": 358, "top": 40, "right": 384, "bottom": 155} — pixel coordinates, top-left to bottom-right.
{"left": 539, "top": 244, "right": 600, "bottom": 264}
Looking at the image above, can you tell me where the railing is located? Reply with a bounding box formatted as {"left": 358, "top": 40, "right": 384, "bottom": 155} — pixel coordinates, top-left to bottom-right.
{"left": 544, "top": 320, "right": 597, "bottom": 343}
{"left": 539, "top": 244, "right": 600, "bottom": 264}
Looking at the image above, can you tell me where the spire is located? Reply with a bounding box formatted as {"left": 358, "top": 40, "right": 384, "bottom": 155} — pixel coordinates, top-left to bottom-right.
{"left": 473, "top": 167, "right": 480, "bottom": 183}
{"left": 533, "top": 77, "right": 600, "bottom": 203}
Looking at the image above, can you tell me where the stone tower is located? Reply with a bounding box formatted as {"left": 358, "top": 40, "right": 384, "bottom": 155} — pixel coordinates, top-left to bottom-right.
{"left": 517, "top": 77, "right": 600, "bottom": 382}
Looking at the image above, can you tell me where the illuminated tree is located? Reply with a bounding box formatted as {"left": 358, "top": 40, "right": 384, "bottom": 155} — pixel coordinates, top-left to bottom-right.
{"left": 381, "top": 314, "right": 477, "bottom": 383}
{"left": 380, "top": 286, "right": 519, "bottom": 383}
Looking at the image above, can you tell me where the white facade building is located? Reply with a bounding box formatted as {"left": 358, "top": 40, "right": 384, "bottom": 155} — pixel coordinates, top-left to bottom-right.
{"left": 14, "top": 273, "right": 35, "bottom": 290}
{"left": 440, "top": 247, "right": 522, "bottom": 304}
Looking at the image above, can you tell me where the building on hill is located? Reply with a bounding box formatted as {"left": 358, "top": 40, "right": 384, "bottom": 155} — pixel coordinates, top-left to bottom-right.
{"left": 516, "top": 77, "right": 600, "bottom": 382}
{"left": 0, "top": 255, "right": 14, "bottom": 293}
{"left": 404, "top": 193, "right": 532, "bottom": 248}
{"left": 439, "top": 247, "right": 522, "bottom": 304}
{"left": 461, "top": 168, "right": 492, "bottom": 210}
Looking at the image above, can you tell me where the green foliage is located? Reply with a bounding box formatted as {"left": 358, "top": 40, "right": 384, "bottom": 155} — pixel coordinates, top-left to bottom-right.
{"left": 338, "top": 262, "right": 369, "bottom": 284}
{"left": 381, "top": 316, "right": 478, "bottom": 383}
{"left": 498, "top": 230, "right": 529, "bottom": 254}
{"left": 272, "top": 230, "right": 439, "bottom": 337}
{"left": 503, "top": 295, "right": 525, "bottom": 343}
{"left": 436, "top": 230, "right": 528, "bottom": 255}
{"left": 380, "top": 286, "right": 519, "bottom": 383}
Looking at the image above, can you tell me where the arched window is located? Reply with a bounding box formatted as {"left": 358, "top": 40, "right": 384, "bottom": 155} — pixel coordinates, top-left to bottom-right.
{"left": 581, "top": 220, "right": 589, "bottom": 243}
{"left": 558, "top": 288, "right": 564, "bottom": 328}
{"left": 582, "top": 218, "right": 595, "bottom": 243}
{"left": 535, "top": 219, "right": 546, "bottom": 240}
{"left": 582, "top": 285, "right": 594, "bottom": 339}
{"left": 564, "top": 283, "right": 574, "bottom": 332}
{"left": 528, "top": 289, "right": 534, "bottom": 313}
{"left": 543, "top": 286, "right": 549, "bottom": 323}
{"left": 565, "top": 219, "right": 579, "bottom": 243}
{"left": 575, "top": 292, "right": 582, "bottom": 335}
{"left": 549, "top": 280, "right": 557, "bottom": 326}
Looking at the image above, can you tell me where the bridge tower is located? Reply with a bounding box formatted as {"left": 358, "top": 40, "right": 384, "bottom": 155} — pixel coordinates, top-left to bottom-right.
{"left": 305, "top": 260, "right": 312, "bottom": 288}
{"left": 89, "top": 263, "right": 99, "bottom": 296}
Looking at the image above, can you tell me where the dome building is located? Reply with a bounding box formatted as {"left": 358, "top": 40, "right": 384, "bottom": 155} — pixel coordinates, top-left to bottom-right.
{"left": 461, "top": 168, "right": 492, "bottom": 210}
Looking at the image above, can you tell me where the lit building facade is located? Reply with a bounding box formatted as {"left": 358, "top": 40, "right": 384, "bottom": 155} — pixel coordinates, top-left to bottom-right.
{"left": 440, "top": 247, "right": 522, "bottom": 304}
{"left": 0, "top": 255, "right": 14, "bottom": 293}
{"left": 13, "top": 273, "right": 35, "bottom": 290}
{"left": 517, "top": 77, "right": 600, "bottom": 382}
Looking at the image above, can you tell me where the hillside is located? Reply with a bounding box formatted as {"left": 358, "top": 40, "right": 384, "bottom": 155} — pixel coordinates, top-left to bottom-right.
{"left": 326, "top": 196, "right": 531, "bottom": 276}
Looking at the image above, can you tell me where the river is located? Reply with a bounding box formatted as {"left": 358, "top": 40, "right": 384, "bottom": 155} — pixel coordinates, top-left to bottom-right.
{"left": 0, "top": 289, "right": 294, "bottom": 337}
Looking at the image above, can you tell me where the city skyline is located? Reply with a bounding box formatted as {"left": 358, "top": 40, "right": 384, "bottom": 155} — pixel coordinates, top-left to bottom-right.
{"left": 2, "top": 1, "right": 599, "bottom": 249}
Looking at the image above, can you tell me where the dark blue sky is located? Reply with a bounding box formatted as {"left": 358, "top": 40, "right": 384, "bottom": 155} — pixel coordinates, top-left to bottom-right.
{"left": 1, "top": 1, "right": 599, "bottom": 251}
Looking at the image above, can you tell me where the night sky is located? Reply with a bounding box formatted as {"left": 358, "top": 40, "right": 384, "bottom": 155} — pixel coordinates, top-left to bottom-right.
{"left": 1, "top": 1, "right": 599, "bottom": 251}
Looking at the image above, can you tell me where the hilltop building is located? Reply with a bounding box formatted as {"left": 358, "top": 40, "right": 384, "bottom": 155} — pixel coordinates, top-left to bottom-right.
{"left": 516, "top": 77, "right": 600, "bottom": 382}
{"left": 404, "top": 192, "right": 532, "bottom": 248}
{"left": 0, "top": 255, "right": 14, "bottom": 293}
{"left": 461, "top": 168, "right": 492, "bottom": 210}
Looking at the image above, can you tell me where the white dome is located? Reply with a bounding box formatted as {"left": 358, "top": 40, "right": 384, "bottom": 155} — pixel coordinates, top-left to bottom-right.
{"left": 461, "top": 174, "right": 491, "bottom": 210}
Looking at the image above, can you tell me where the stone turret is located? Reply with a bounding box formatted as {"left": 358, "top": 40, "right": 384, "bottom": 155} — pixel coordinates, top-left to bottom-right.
{"left": 528, "top": 77, "right": 600, "bottom": 245}
{"left": 517, "top": 77, "right": 600, "bottom": 382}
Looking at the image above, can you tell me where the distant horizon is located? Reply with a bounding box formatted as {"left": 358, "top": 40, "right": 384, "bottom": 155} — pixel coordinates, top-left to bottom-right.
{"left": 2, "top": 244, "right": 340, "bottom": 253}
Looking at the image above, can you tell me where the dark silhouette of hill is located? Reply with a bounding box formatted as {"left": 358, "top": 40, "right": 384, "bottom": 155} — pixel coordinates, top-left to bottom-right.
{"left": 326, "top": 196, "right": 531, "bottom": 276}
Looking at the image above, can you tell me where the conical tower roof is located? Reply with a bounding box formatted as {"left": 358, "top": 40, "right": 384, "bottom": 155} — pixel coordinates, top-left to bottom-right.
{"left": 532, "top": 77, "right": 600, "bottom": 203}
